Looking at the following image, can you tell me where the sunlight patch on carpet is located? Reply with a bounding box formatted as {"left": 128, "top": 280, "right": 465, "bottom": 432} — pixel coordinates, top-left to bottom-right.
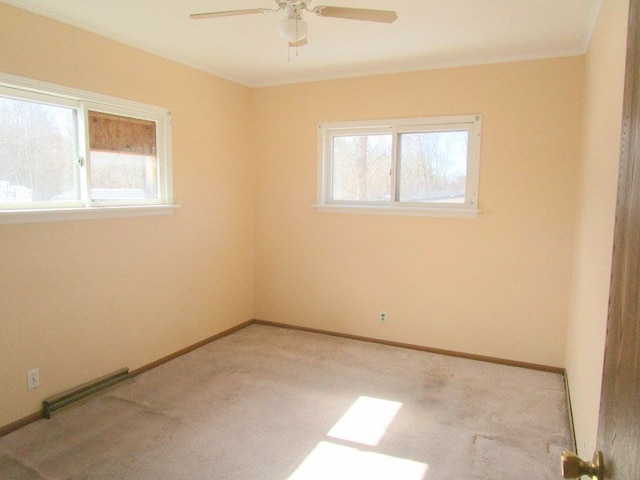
{"left": 327, "top": 396, "right": 403, "bottom": 446}
{"left": 287, "top": 441, "right": 428, "bottom": 480}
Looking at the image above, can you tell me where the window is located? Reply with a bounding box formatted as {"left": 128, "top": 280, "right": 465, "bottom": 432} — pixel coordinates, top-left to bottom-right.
{"left": 0, "top": 73, "right": 173, "bottom": 223}
{"left": 317, "top": 115, "right": 481, "bottom": 217}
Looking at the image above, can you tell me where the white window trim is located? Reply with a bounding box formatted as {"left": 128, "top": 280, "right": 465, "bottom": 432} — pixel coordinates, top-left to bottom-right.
{"left": 0, "top": 72, "right": 177, "bottom": 224}
{"left": 316, "top": 115, "right": 482, "bottom": 218}
{"left": 0, "top": 204, "right": 179, "bottom": 224}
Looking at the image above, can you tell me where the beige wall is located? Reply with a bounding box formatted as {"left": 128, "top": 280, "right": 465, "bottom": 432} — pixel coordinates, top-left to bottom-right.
{"left": 0, "top": 4, "right": 254, "bottom": 427}
{"left": 565, "top": 0, "right": 629, "bottom": 458}
{"left": 252, "top": 57, "right": 584, "bottom": 367}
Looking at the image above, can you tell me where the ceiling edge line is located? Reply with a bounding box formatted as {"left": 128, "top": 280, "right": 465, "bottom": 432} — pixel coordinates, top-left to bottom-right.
{"left": 581, "top": 0, "right": 605, "bottom": 53}
{"left": 248, "top": 49, "right": 588, "bottom": 88}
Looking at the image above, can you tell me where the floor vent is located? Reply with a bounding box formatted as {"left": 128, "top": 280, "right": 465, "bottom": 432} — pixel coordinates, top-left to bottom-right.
{"left": 43, "top": 368, "right": 132, "bottom": 418}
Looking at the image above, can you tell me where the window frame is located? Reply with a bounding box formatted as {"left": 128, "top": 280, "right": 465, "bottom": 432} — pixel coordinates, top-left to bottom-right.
{"left": 0, "top": 72, "right": 175, "bottom": 224}
{"left": 316, "top": 115, "right": 482, "bottom": 218}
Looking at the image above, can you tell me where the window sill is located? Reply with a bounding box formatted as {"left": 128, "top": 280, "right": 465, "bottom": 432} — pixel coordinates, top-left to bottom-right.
{"left": 314, "top": 204, "right": 479, "bottom": 218}
{"left": 0, "top": 204, "right": 180, "bottom": 224}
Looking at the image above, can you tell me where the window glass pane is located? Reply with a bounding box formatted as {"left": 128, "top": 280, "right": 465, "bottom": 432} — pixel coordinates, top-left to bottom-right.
{"left": 0, "top": 96, "right": 78, "bottom": 204}
{"left": 331, "top": 134, "right": 392, "bottom": 202}
{"left": 398, "top": 131, "right": 468, "bottom": 203}
{"left": 88, "top": 111, "right": 157, "bottom": 201}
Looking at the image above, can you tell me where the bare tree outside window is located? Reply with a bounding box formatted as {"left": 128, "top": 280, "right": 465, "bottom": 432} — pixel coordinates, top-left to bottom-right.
{"left": 0, "top": 97, "right": 78, "bottom": 203}
{"left": 398, "top": 131, "right": 468, "bottom": 203}
{"left": 331, "top": 134, "right": 392, "bottom": 202}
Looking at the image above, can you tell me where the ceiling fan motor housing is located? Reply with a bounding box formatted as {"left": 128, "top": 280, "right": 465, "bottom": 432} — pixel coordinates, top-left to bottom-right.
{"left": 278, "top": 2, "right": 308, "bottom": 42}
{"left": 277, "top": 0, "right": 309, "bottom": 11}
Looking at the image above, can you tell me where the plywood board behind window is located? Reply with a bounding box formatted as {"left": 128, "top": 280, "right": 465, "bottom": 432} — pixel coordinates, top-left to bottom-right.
{"left": 89, "top": 111, "right": 156, "bottom": 155}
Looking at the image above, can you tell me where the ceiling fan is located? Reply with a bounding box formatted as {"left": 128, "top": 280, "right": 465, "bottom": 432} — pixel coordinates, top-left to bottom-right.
{"left": 189, "top": 1, "right": 398, "bottom": 47}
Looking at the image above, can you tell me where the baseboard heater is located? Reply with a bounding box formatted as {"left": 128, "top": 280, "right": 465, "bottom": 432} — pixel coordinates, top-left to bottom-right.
{"left": 43, "top": 368, "right": 132, "bottom": 418}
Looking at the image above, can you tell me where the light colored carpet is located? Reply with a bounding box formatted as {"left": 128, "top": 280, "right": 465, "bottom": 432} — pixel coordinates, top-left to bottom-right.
{"left": 0, "top": 324, "right": 572, "bottom": 479}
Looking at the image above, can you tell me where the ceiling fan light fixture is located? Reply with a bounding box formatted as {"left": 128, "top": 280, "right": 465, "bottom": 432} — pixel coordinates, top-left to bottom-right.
{"left": 278, "top": 17, "right": 308, "bottom": 42}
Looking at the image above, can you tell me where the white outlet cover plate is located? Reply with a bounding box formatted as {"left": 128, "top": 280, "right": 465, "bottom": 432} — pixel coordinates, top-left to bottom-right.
{"left": 27, "top": 368, "right": 39, "bottom": 389}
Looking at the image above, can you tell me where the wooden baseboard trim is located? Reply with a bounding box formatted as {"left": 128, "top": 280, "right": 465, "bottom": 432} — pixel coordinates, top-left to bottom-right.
{"left": 252, "top": 319, "right": 565, "bottom": 374}
{"left": 1, "top": 318, "right": 563, "bottom": 437}
{"left": 0, "top": 411, "right": 42, "bottom": 438}
{"left": 130, "top": 320, "right": 254, "bottom": 377}
{"left": 563, "top": 369, "right": 578, "bottom": 453}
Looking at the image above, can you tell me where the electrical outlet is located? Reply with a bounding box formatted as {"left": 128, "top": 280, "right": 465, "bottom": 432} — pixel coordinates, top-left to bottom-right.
{"left": 27, "top": 368, "right": 39, "bottom": 390}
{"left": 379, "top": 311, "right": 388, "bottom": 324}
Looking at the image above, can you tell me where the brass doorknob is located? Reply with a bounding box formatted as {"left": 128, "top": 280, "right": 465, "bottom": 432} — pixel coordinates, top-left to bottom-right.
{"left": 561, "top": 451, "right": 604, "bottom": 479}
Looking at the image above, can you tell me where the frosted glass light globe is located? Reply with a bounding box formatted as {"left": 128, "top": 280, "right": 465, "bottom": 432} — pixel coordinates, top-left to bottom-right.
{"left": 278, "top": 18, "right": 308, "bottom": 42}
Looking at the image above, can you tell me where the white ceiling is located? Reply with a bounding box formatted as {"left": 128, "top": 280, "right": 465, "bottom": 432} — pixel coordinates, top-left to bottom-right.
{"left": 3, "top": 0, "right": 602, "bottom": 87}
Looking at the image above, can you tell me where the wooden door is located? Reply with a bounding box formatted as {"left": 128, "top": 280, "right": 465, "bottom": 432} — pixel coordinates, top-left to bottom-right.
{"left": 596, "top": 0, "right": 640, "bottom": 477}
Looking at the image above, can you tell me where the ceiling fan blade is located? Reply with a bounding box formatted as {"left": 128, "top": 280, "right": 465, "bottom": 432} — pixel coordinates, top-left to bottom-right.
{"left": 289, "top": 38, "right": 308, "bottom": 48}
{"left": 189, "top": 8, "right": 271, "bottom": 20}
{"left": 313, "top": 6, "right": 398, "bottom": 23}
